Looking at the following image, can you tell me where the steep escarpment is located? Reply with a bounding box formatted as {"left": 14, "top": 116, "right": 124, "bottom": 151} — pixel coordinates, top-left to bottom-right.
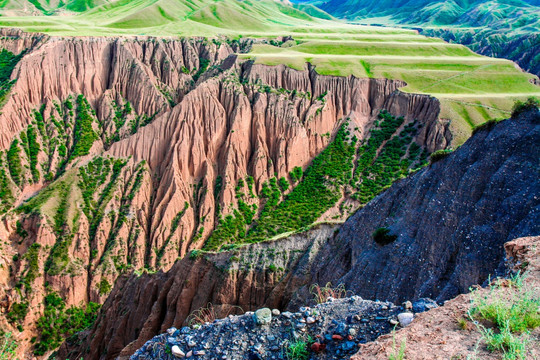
{"left": 59, "top": 110, "right": 539, "bottom": 359}
{"left": 305, "top": 109, "right": 540, "bottom": 303}
{"left": 0, "top": 29, "right": 450, "bottom": 357}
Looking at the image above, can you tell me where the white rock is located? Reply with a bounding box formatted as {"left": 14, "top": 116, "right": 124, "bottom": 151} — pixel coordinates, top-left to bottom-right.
{"left": 397, "top": 312, "right": 414, "bottom": 327}
{"left": 389, "top": 319, "right": 399, "bottom": 326}
{"left": 306, "top": 317, "right": 316, "bottom": 324}
{"left": 188, "top": 340, "right": 196, "bottom": 347}
{"left": 171, "top": 345, "right": 185, "bottom": 358}
{"left": 186, "top": 350, "right": 193, "bottom": 358}
{"left": 272, "top": 309, "right": 281, "bottom": 316}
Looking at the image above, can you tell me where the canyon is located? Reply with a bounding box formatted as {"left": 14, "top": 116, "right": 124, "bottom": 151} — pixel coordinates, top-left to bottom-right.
{"left": 0, "top": 28, "right": 451, "bottom": 357}
{"left": 60, "top": 109, "right": 539, "bottom": 359}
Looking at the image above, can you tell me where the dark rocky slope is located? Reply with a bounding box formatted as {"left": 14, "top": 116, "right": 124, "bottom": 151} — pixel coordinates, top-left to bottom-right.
{"left": 304, "top": 109, "right": 540, "bottom": 303}
{"left": 59, "top": 109, "right": 539, "bottom": 359}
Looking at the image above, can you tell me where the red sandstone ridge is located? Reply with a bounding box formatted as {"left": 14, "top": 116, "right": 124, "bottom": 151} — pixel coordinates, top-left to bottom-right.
{"left": 0, "top": 28, "right": 451, "bottom": 358}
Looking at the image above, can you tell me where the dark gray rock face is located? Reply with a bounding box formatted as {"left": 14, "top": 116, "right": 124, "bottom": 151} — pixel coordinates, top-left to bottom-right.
{"left": 309, "top": 110, "right": 540, "bottom": 303}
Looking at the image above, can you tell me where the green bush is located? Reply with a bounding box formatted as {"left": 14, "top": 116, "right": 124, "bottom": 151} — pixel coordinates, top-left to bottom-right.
{"left": 26, "top": 125, "right": 40, "bottom": 182}
{"left": 511, "top": 97, "right": 539, "bottom": 118}
{"left": 0, "top": 49, "right": 24, "bottom": 102}
{"left": 34, "top": 292, "right": 100, "bottom": 355}
{"left": 372, "top": 227, "right": 397, "bottom": 246}
{"left": 22, "top": 243, "right": 41, "bottom": 292}
{"left": 6, "top": 139, "right": 22, "bottom": 186}
{"left": 69, "top": 95, "right": 98, "bottom": 162}
{"left": 7, "top": 302, "right": 28, "bottom": 325}
{"left": 97, "top": 278, "right": 112, "bottom": 295}
{"left": 0, "top": 331, "right": 18, "bottom": 360}
{"left": 429, "top": 149, "right": 453, "bottom": 164}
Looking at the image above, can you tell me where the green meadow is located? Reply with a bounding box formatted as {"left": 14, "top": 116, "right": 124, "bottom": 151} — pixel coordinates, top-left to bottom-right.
{"left": 1, "top": 0, "right": 539, "bottom": 145}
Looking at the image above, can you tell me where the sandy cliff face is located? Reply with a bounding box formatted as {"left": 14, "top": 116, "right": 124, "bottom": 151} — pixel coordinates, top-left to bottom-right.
{"left": 59, "top": 111, "right": 539, "bottom": 360}
{"left": 0, "top": 29, "right": 450, "bottom": 357}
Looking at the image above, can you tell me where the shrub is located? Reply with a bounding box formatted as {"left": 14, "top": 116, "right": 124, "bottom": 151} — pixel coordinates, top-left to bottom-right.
{"left": 6, "top": 139, "right": 22, "bottom": 186}
{"left": 189, "top": 249, "right": 203, "bottom": 260}
{"left": 372, "top": 227, "right": 397, "bottom": 246}
{"left": 97, "top": 278, "right": 112, "bottom": 296}
{"left": 7, "top": 302, "right": 28, "bottom": 325}
{"left": 283, "top": 334, "right": 313, "bottom": 360}
{"left": 511, "top": 97, "right": 539, "bottom": 118}
{"left": 35, "top": 292, "right": 101, "bottom": 355}
{"left": 0, "top": 332, "right": 18, "bottom": 360}
{"left": 472, "top": 119, "right": 502, "bottom": 135}
{"left": 429, "top": 149, "right": 453, "bottom": 164}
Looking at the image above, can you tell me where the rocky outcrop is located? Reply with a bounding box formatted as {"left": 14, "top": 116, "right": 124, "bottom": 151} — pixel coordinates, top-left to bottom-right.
{"left": 305, "top": 109, "right": 540, "bottom": 303}
{"left": 59, "top": 110, "right": 539, "bottom": 359}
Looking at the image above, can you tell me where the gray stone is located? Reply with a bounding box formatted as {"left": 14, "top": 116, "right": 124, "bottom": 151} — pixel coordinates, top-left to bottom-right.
{"left": 271, "top": 309, "right": 280, "bottom": 316}
{"left": 254, "top": 308, "right": 272, "bottom": 325}
{"left": 397, "top": 312, "right": 414, "bottom": 327}
{"left": 282, "top": 311, "right": 293, "bottom": 319}
{"left": 412, "top": 298, "right": 438, "bottom": 313}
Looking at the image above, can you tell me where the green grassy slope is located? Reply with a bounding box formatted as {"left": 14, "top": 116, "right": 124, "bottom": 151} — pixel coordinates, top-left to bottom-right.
{"left": 0, "top": 0, "right": 539, "bottom": 144}
{"left": 0, "top": 0, "right": 333, "bottom": 35}
{"left": 295, "top": 0, "right": 540, "bottom": 75}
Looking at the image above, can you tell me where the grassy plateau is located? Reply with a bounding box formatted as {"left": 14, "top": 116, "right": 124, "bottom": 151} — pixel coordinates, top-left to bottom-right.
{"left": 0, "top": 0, "right": 539, "bottom": 144}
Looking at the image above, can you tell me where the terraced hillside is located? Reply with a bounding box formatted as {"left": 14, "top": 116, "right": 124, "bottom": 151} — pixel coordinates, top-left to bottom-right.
{"left": 299, "top": 0, "right": 540, "bottom": 76}
{"left": 1, "top": 0, "right": 539, "bottom": 144}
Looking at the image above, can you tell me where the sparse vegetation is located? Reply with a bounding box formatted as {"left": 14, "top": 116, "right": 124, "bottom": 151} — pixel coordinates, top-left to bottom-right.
{"left": 187, "top": 303, "right": 218, "bottom": 326}
{"left": 310, "top": 282, "right": 348, "bottom": 304}
{"left": 511, "top": 97, "right": 539, "bottom": 118}
{"left": 430, "top": 149, "right": 453, "bottom": 164}
{"left": 388, "top": 329, "right": 406, "bottom": 360}
{"left": 283, "top": 334, "right": 313, "bottom": 360}
{"left": 0, "top": 332, "right": 18, "bottom": 360}
{"left": 34, "top": 292, "right": 101, "bottom": 355}
{"left": 468, "top": 272, "right": 540, "bottom": 360}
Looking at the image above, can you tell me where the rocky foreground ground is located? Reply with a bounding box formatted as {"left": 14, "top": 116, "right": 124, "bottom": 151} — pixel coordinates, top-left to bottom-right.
{"left": 131, "top": 235, "right": 540, "bottom": 360}
{"left": 131, "top": 296, "right": 436, "bottom": 360}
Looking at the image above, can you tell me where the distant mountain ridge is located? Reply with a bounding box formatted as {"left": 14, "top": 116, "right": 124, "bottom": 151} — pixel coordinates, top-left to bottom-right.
{"left": 307, "top": 0, "right": 539, "bottom": 26}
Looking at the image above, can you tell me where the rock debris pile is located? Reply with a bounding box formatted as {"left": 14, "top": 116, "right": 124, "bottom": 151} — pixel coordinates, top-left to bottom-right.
{"left": 131, "top": 297, "right": 437, "bottom": 359}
